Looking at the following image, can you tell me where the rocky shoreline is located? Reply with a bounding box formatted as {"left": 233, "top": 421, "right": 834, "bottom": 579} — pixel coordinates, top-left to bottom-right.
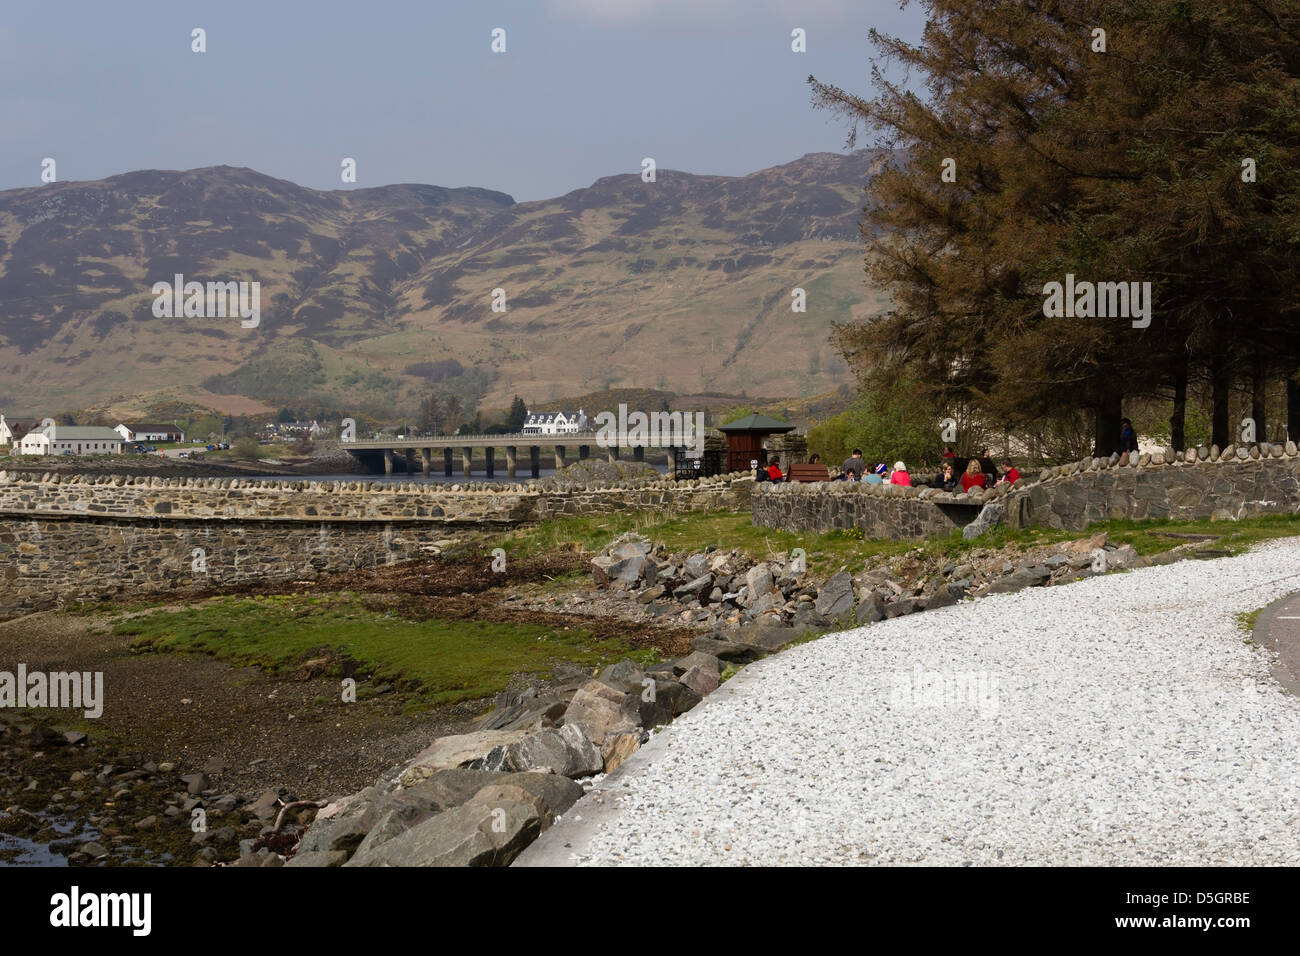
{"left": 276, "top": 524, "right": 1232, "bottom": 868}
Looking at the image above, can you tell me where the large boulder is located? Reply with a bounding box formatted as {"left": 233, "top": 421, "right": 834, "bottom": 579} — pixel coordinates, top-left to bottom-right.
{"left": 814, "top": 571, "right": 854, "bottom": 618}
{"left": 562, "top": 680, "right": 641, "bottom": 745}
{"left": 345, "top": 800, "right": 540, "bottom": 867}
{"left": 398, "top": 731, "right": 530, "bottom": 786}
{"left": 498, "top": 723, "right": 602, "bottom": 778}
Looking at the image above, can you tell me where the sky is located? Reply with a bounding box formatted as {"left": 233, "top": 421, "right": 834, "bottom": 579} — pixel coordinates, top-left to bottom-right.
{"left": 1, "top": 0, "right": 927, "bottom": 201}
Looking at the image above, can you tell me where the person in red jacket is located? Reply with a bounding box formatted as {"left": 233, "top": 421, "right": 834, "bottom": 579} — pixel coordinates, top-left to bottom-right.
{"left": 961, "top": 458, "right": 987, "bottom": 492}
{"left": 999, "top": 459, "right": 1021, "bottom": 485}
{"left": 767, "top": 457, "right": 785, "bottom": 483}
{"left": 889, "top": 461, "right": 912, "bottom": 486}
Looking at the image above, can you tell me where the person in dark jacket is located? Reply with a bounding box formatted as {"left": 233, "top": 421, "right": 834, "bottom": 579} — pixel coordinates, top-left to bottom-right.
{"left": 1119, "top": 418, "right": 1139, "bottom": 453}
{"left": 934, "top": 461, "right": 958, "bottom": 491}
{"left": 978, "top": 447, "right": 998, "bottom": 483}
{"left": 840, "top": 449, "right": 866, "bottom": 480}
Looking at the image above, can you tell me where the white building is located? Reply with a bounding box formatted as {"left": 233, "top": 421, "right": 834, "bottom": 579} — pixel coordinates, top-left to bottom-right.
{"left": 16, "top": 424, "right": 123, "bottom": 456}
{"left": 522, "top": 409, "right": 587, "bottom": 435}
{"left": 115, "top": 423, "right": 185, "bottom": 443}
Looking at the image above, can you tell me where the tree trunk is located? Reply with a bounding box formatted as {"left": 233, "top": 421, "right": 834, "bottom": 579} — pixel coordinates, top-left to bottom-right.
{"left": 1094, "top": 393, "right": 1122, "bottom": 457}
{"left": 1170, "top": 359, "right": 1188, "bottom": 451}
{"left": 1211, "top": 352, "right": 1231, "bottom": 447}
{"left": 1288, "top": 373, "right": 1300, "bottom": 444}
{"left": 1251, "top": 347, "right": 1266, "bottom": 442}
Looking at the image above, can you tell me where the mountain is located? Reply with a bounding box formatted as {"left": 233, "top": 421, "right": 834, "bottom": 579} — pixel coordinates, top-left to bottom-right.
{"left": 0, "top": 151, "right": 891, "bottom": 419}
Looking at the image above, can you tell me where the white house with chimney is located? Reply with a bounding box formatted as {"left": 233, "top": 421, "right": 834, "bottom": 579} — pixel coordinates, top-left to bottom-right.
{"left": 522, "top": 409, "right": 587, "bottom": 435}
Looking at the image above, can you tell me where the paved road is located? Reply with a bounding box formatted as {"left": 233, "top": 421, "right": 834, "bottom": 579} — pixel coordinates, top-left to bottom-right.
{"left": 516, "top": 539, "right": 1300, "bottom": 866}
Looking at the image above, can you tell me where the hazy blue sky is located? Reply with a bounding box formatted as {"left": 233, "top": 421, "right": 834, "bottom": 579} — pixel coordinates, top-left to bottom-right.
{"left": 2, "top": 0, "right": 926, "bottom": 200}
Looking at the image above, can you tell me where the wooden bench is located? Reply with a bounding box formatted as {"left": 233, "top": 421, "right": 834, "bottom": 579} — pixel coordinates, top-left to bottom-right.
{"left": 788, "top": 463, "right": 831, "bottom": 483}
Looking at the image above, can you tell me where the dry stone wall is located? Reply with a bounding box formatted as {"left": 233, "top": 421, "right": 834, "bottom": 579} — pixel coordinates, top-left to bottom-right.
{"left": 751, "top": 480, "right": 991, "bottom": 538}
{"left": 1004, "top": 443, "right": 1300, "bottom": 531}
{"left": 0, "top": 471, "right": 751, "bottom": 618}
{"left": 751, "top": 441, "right": 1300, "bottom": 537}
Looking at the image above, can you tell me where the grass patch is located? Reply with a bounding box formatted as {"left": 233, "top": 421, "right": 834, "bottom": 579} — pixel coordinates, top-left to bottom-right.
{"left": 113, "top": 593, "right": 656, "bottom": 708}
{"left": 1236, "top": 607, "right": 1264, "bottom": 638}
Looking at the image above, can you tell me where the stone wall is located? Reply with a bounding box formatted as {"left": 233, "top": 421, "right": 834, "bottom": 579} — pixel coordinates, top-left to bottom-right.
{"left": 0, "top": 471, "right": 753, "bottom": 618}
{"left": 0, "top": 471, "right": 750, "bottom": 524}
{"left": 0, "top": 515, "right": 433, "bottom": 618}
{"left": 751, "top": 441, "right": 1300, "bottom": 537}
{"left": 751, "top": 480, "right": 988, "bottom": 538}
{"left": 1004, "top": 444, "right": 1300, "bottom": 531}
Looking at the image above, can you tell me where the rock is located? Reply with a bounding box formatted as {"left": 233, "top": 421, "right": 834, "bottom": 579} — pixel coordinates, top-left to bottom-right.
{"left": 286, "top": 850, "right": 349, "bottom": 867}
{"left": 597, "top": 659, "right": 646, "bottom": 695}
{"left": 602, "top": 732, "right": 641, "bottom": 774}
{"left": 1185, "top": 448, "right": 1197, "bottom": 463}
{"left": 474, "top": 693, "right": 566, "bottom": 733}
{"left": 232, "top": 850, "right": 285, "bottom": 868}
{"left": 654, "top": 678, "right": 702, "bottom": 716}
{"left": 855, "top": 590, "right": 885, "bottom": 624}
{"left": 81, "top": 841, "right": 108, "bottom": 859}
{"left": 961, "top": 501, "right": 1005, "bottom": 540}
{"left": 637, "top": 585, "right": 666, "bottom": 604}
{"left": 683, "top": 554, "right": 711, "bottom": 579}
{"left": 181, "top": 773, "right": 209, "bottom": 796}
{"left": 467, "top": 784, "right": 554, "bottom": 830}
{"left": 346, "top": 801, "right": 540, "bottom": 867}
{"left": 134, "top": 815, "right": 157, "bottom": 831}
{"left": 744, "top": 564, "right": 775, "bottom": 600}
{"left": 678, "top": 664, "right": 720, "bottom": 698}
{"left": 1108, "top": 544, "right": 1138, "bottom": 569}
{"left": 673, "top": 574, "right": 713, "bottom": 601}
{"left": 399, "top": 730, "right": 530, "bottom": 784}
{"left": 1288, "top": 441, "right": 1297, "bottom": 456}
{"left": 562, "top": 680, "right": 641, "bottom": 745}
{"left": 814, "top": 571, "right": 854, "bottom": 618}
{"left": 987, "top": 565, "right": 1051, "bottom": 594}
{"left": 690, "top": 635, "right": 764, "bottom": 663}
{"left": 1044, "top": 553, "right": 1069, "bottom": 568}
{"left": 922, "top": 587, "right": 960, "bottom": 611}
{"left": 671, "top": 651, "right": 722, "bottom": 676}
{"left": 248, "top": 788, "right": 289, "bottom": 824}
{"left": 790, "top": 602, "right": 829, "bottom": 634}
{"left": 884, "top": 597, "right": 922, "bottom": 618}
{"left": 723, "top": 621, "right": 799, "bottom": 654}
{"left": 63, "top": 731, "right": 88, "bottom": 746}
{"left": 499, "top": 723, "right": 602, "bottom": 778}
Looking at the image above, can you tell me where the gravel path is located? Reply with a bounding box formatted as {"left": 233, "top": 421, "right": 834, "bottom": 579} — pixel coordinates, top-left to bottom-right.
{"left": 517, "top": 538, "right": 1300, "bottom": 866}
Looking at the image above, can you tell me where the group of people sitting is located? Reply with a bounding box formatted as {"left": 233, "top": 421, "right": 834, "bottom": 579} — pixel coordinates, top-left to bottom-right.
{"left": 758, "top": 447, "right": 1021, "bottom": 490}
